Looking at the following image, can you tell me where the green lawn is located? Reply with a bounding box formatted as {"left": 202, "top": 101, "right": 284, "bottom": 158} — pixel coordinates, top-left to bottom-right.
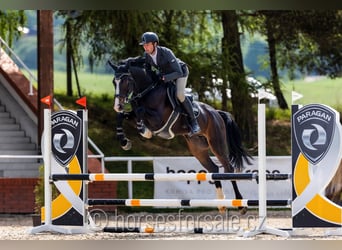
{"left": 53, "top": 71, "right": 115, "bottom": 96}
{"left": 28, "top": 70, "right": 115, "bottom": 97}
{"left": 282, "top": 77, "right": 342, "bottom": 109}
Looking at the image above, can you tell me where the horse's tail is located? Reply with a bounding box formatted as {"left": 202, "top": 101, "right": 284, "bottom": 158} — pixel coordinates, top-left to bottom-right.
{"left": 218, "top": 110, "right": 253, "bottom": 171}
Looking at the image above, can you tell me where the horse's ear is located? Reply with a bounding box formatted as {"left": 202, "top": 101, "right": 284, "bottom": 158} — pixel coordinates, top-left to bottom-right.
{"left": 107, "top": 60, "right": 118, "bottom": 72}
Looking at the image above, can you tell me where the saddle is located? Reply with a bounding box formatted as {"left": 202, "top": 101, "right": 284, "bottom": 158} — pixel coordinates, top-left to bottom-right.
{"left": 166, "top": 83, "right": 199, "bottom": 117}
{"left": 153, "top": 83, "right": 199, "bottom": 139}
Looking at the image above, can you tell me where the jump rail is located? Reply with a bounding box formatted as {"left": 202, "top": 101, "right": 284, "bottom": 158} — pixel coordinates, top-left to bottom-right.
{"left": 51, "top": 173, "right": 291, "bottom": 182}
{"left": 87, "top": 198, "right": 292, "bottom": 207}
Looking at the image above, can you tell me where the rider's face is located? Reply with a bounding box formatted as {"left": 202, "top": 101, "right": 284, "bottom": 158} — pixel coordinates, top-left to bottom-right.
{"left": 143, "top": 42, "right": 156, "bottom": 55}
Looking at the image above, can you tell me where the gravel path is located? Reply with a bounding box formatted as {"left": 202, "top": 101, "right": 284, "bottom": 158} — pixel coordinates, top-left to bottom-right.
{"left": 1, "top": 210, "right": 342, "bottom": 240}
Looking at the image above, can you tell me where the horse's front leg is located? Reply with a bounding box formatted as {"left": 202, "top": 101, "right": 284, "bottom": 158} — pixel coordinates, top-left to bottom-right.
{"left": 116, "top": 112, "right": 132, "bottom": 150}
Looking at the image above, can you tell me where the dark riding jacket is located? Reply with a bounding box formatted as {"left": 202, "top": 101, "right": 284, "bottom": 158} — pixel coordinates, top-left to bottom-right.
{"left": 144, "top": 46, "right": 188, "bottom": 83}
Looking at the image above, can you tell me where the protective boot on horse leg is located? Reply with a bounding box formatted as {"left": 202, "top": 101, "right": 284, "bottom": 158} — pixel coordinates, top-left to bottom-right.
{"left": 176, "top": 77, "right": 201, "bottom": 136}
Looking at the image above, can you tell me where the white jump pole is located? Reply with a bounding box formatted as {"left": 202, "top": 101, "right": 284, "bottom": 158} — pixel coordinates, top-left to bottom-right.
{"left": 29, "top": 109, "right": 71, "bottom": 234}
{"left": 243, "top": 103, "right": 290, "bottom": 237}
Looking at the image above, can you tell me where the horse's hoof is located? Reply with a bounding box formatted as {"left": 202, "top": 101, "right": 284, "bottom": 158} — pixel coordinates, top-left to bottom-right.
{"left": 218, "top": 206, "right": 227, "bottom": 214}
{"left": 140, "top": 128, "right": 152, "bottom": 139}
{"left": 121, "top": 139, "right": 132, "bottom": 150}
{"left": 238, "top": 206, "right": 248, "bottom": 215}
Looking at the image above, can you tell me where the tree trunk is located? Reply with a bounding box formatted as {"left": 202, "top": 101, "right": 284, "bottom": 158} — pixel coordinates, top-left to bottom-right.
{"left": 66, "top": 20, "right": 73, "bottom": 97}
{"left": 221, "top": 10, "right": 255, "bottom": 145}
{"left": 37, "top": 10, "right": 54, "bottom": 146}
{"left": 265, "top": 15, "right": 289, "bottom": 110}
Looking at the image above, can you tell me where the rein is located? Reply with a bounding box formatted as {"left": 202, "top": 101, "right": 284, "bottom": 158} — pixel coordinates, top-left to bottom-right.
{"left": 129, "top": 81, "right": 159, "bottom": 103}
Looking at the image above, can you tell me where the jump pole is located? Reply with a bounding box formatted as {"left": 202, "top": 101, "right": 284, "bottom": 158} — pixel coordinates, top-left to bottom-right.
{"left": 51, "top": 172, "right": 291, "bottom": 181}
{"left": 243, "top": 103, "right": 290, "bottom": 237}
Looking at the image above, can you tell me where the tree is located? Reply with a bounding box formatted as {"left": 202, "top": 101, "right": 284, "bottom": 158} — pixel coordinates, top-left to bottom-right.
{"left": 277, "top": 10, "right": 342, "bottom": 78}
{"left": 56, "top": 10, "right": 158, "bottom": 71}
{"left": 220, "top": 10, "right": 255, "bottom": 145}
{"left": 0, "top": 10, "right": 26, "bottom": 46}
{"left": 260, "top": 11, "right": 290, "bottom": 109}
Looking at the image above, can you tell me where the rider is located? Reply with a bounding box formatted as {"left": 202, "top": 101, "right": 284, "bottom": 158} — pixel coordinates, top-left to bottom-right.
{"left": 139, "top": 31, "right": 201, "bottom": 136}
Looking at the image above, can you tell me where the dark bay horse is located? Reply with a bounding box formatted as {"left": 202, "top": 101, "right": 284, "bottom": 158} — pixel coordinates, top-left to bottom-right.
{"left": 109, "top": 58, "right": 253, "bottom": 214}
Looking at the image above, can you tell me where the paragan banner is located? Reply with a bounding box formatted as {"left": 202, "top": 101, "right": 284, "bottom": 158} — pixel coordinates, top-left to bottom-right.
{"left": 292, "top": 104, "right": 342, "bottom": 228}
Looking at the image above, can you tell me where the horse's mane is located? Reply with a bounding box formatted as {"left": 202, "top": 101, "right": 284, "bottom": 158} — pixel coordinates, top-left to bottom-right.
{"left": 129, "top": 66, "right": 154, "bottom": 85}
{"left": 111, "top": 56, "right": 161, "bottom": 89}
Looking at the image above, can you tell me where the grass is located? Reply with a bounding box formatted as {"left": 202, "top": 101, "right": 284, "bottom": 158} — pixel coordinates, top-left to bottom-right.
{"left": 53, "top": 70, "right": 115, "bottom": 96}
{"left": 25, "top": 70, "right": 115, "bottom": 97}
{"left": 282, "top": 76, "right": 342, "bottom": 110}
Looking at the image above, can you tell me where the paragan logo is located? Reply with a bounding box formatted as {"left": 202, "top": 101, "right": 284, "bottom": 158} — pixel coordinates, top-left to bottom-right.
{"left": 293, "top": 104, "right": 335, "bottom": 165}
{"left": 51, "top": 111, "right": 82, "bottom": 167}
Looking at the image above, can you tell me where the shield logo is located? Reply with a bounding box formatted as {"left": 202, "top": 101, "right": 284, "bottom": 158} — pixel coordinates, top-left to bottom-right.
{"left": 51, "top": 110, "right": 82, "bottom": 167}
{"left": 293, "top": 104, "right": 335, "bottom": 165}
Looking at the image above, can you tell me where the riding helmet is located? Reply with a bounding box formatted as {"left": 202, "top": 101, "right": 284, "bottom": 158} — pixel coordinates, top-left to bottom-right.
{"left": 139, "top": 32, "right": 159, "bottom": 45}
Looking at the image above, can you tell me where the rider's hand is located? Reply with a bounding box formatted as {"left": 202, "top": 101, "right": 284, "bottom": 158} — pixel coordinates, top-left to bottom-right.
{"left": 157, "top": 73, "right": 164, "bottom": 82}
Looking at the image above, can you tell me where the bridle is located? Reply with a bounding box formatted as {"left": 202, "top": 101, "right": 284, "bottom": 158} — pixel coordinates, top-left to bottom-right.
{"left": 115, "top": 71, "right": 159, "bottom": 105}
{"left": 114, "top": 73, "right": 135, "bottom": 113}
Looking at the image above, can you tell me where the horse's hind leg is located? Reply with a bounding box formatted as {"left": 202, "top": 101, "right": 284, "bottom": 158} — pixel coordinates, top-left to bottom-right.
{"left": 206, "top": 128, "right": 248, "bottom": 215}
{"left": 184, "top": 136, "right": 226, "bottom": 213}
{"left": 231, "top": 180, "right": 247, "bottom": 214}
{"left": 213, "top": 181, "right": 227, "bottom": 214}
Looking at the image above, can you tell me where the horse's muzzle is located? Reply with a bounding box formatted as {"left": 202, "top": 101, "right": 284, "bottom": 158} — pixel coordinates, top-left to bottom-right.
{"left": 113, "top": 98, "right": 123, "bottom": 113}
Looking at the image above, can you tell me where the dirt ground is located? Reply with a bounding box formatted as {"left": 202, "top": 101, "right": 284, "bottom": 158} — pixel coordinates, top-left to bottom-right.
{"left": 1, "top": 209, "right": 342, "bottom": 240}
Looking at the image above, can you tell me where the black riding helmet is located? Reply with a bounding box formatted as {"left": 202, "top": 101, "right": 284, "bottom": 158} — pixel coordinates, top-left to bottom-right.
{"left": 139, "top": 32, "right": 159, "bottom": 45}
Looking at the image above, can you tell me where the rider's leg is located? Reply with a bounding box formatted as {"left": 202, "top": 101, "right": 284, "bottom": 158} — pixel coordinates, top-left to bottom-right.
{"left": 176, "top": 76, "right": 201, "bottom": 136}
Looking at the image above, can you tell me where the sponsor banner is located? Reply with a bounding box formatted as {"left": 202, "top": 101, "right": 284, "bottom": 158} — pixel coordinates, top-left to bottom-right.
{"left": 292, "top": 104, "right": 342, "bottom": 228}
{"left": 153, "top": 156, "right": 291, "bottom": 201}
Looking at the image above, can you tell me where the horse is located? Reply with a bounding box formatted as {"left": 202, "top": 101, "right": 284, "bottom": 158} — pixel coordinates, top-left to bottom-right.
{"left": 325, "top": 159, "right": 342, "bottom": 206}
{"left": 108, "top": 58, "right": 253, "bottom": 214}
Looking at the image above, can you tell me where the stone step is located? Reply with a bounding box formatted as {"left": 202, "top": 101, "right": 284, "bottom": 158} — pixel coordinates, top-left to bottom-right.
{"left": 0, "top": 130, "right": 25, "bottom": 137}
{"left": 0, "top": 112, "right": 10, "bottom": 118}
{"left": 0, "top": 124, "right": 20, "bottom": 130}
{"left": 0, "top": 143, "right": 36, "bottom": 150}
{"left": 0, "top": 117, "right": 15, "bottom": 124}
{"left": 0, "top": 106, "right": 5, "bottom": 112}
{"left": 0, "top": 137, "right": 30, "bottom": 143}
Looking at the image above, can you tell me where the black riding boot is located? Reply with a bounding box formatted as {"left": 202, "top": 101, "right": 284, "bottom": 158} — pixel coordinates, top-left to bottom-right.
{"left": 181, "top": 98, "right": 201, "bottom": 136}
